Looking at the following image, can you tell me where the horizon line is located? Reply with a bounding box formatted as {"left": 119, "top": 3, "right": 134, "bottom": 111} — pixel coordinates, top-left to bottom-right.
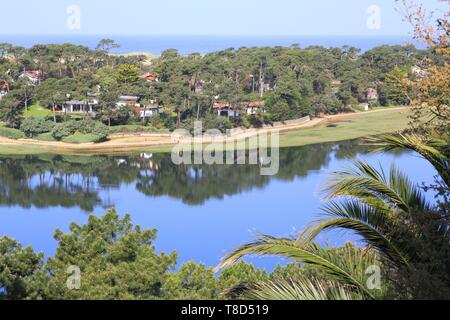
{"left": 0, "top": 33, "right": 413, "bottom": 38}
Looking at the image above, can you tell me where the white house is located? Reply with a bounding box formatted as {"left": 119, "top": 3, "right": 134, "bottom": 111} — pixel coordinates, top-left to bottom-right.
{"left": 213, "top": 103, "right": 240, "bottom": 118}
{"left": 117, "top": 96, "right": 141, "bottom": 108}
{"left": 242, "top": 101, "right": 265, "bottom": 115}
{"left": 59, "top": 100, "right": 96, "bottom": 113}
{"left": 136, "top": 101, "right": 159, "bottom": 118}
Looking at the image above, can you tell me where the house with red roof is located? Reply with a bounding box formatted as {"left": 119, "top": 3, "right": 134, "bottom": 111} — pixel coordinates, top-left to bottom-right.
{"left": 140, "top": 72, "right": 158, "bottom": 82}
{"left": 213, "top": 103, "right": 240, "bottom": 118}
{"left": 19, "top": 70, "right": 44, "bottom": 84}
{"left": 0, "top": 81, "right": 9, "bottom": 99}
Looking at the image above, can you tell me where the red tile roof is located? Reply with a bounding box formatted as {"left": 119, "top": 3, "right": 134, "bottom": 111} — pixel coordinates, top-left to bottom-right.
{"left": 23, "top": 70, "right": 44, "bottom": 79}
{"left": 213, "top": 103, "right": 233, "bottom": 110}
{"left": 214, "top": 101, "right": 265, "bottom": 110}
{"left": 243, "top": 101, "right": 265, "bottom": 108}
{"left": 141, "top": 72, "right": 157, "bottom": 81}
{"left": 0, "top": 81, "right": 9, "bottom": 90}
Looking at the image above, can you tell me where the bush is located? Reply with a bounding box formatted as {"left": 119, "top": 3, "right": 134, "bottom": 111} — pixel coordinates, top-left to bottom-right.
{"left": 240, "top": 115, "right": 251, "bottom": 129}
{"left": 205, "top": 116, "right": 232, "bottom": 133}
{"left": 159, "top": 113, "right": 176, "bottom": 131}
{"left": 51, "top": 119, "right": 109, "bottom": 141}
{"left": 369, "top": 100, "right": 381, "bottom": 108}
{"left": 51, "top": 122, "right": 76, "bottom": 141}
{"left": 248, "top": 115, "right": 264, "bottom": 128}
{"left": 78, "top": 118, "right": 109, "bottom": 139}
{"left": 0, "top": 126, "right": 26, "bottom": 139}
{"left": 109, "top": 125, "right": 160, "bottom": 134}
{"left": 20, "top": 118, "right": 55, "bottom": 138}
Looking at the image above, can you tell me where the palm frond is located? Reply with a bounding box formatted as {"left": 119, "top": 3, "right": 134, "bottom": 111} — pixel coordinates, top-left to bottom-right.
{"left": 301, "top": 200, "right": 410, "bottom": 267}
{"left": 241, "top": 277, "right": 365, "bottom": 300}
{"left": 324, "top": 161, "right": 429, "bottom": 213}
{"left": 215, "top": 236, "right": 377, "bottom": 299}
{"left": 367, "top": 134, "right": 449, "bottom": 187}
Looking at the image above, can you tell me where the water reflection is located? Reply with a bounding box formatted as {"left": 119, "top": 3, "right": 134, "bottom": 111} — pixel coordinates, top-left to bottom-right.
{"left": 0, "top": 140, "right": 376, "bottom": 210}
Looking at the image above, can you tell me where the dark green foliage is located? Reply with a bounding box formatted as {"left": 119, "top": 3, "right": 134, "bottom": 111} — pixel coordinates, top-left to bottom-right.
{"left": 20, "top": 118, "right": 55, "bottom": 137}
{"left": 0, "top": 237, "right": 44, "bottom": 300}
{"left": 51, "top": 119, "right": 109, "bottom": 141}
{"left": 0, "top": 94, "right": 23, "bottom": 128}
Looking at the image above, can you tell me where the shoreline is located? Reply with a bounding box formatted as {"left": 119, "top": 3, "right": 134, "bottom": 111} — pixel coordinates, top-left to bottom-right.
{"left": 0, "top": 107, "right": 409, "bottom": 155}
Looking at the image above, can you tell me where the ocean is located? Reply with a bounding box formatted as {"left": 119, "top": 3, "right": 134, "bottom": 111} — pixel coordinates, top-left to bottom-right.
{"left": 0, "top": 35, "right": 417, "bottom": 55}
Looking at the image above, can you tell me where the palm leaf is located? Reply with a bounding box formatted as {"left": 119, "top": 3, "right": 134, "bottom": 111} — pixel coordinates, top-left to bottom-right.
{"left": 215, "top": 236, "right": 377, "bottom": 299}
{"left": 324, "top": 161, "right": 429, "bottom": 214}
{"left": 241, "top": 277, "right": 365, "bottom": 300}
{"left": 367, "top": 134, "right": 449, "bottom": 187}
{"left": 301, "top": 200, "right": 410, "bottom": 267}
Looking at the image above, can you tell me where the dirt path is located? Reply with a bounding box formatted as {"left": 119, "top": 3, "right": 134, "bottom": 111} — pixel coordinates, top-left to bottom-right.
{"left": 0, "top": 107, "right": 407, "bottom": 153}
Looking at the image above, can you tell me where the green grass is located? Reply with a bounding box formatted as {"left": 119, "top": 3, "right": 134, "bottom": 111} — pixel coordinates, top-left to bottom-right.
{"left": 0, "top": 126, "right": 26, "bottom": 139}
{"left": 109, "top": 124, "right": 169, "bottom": 134}
{"left": 35, "top": 132, "right": 56, "bottom": 141}
{"left": 24, "top": 103, "right": 53, "bottom": 117}
{"left": 279, "top": 108, "right": 410, "bottom": 148}
{"left": 62, "top": 132, "right": 102, "bottom": 144}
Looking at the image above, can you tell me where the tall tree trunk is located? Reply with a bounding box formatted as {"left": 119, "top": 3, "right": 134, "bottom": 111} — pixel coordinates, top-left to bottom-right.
{"left": 24, "top": 88, "right": 28, "bottom": 118}
{"left": 259, "top": 62, "right": 264, "bottom": 98}
{"left": 142, "top": 105, "right": 147, "bottom": 125}
{"left": 52, "top": 103, "right": 57, "bottom": 123}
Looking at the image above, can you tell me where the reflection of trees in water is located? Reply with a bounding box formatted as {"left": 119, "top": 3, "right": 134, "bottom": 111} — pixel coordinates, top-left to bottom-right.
{"left": 0, "top": 156, "right": 102, "bottom": 211}
{"left": 0, "top": 140, "right": 375, "bottom": 210}
{"left": 136, "top": 140, "right": 371, "bottom": 205}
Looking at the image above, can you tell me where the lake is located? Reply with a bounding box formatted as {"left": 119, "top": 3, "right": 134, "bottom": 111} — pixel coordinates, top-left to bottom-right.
{"left": 0, "top": 140, "right": 437, "bottom": 270}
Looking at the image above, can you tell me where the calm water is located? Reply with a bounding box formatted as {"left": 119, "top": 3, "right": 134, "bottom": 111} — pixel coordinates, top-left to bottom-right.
{"left": 0, "top": 141, "right": 437, "bottom": 269}
{"left": 0, "top": 35, "right": 417, "bottom": 55}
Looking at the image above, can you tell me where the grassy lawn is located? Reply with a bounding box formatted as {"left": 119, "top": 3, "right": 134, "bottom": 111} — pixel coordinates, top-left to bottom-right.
{"left": 279, "top": 107, "right": 410, "bottom": 148}
{"left": 0, "top": 107, "right": 410, "bottom": 155}
{"left": 109, "top": 124, "right": 171, "bottom": 134}
{"left": 35, "top": 132, "right": 56, "bottom": 141}
{"left": 24, "top": 103, "right": 53, "bottom": 117}
{"left": 0, "top": 126, "right": 26, "bottom": 139}
{"left": 62, "top": 132, "right": 102, "bottom": 144}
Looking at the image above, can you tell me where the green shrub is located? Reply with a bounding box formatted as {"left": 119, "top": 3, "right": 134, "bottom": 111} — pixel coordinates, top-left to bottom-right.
{"left": 109, "top": 125, "right": 159, "bottom": 134}
{"left": 159, "top": 113, "right": 176, "bottom": 131}
{"left": 214, "top": 117, "right": 232, "bottom": 133}
{"left": 20, "top": 118, "right": 55, "bottom": 137}
{"left": 240, "top": 115, "right": 251, "bottom": 129}
{"left": 51, "top": 119, "right": 109, "bottom": 141}
{"left": 35, "top": 132, "right": 56, "bottom": 141}
{"left": 248, "top": 115, "right": 264, "bottom": 128}
{"left": 0, "top": 126, "right": 26, "bottom": 139}
{"left": 90, "top": 121, "right": 109, "bottom": 140}
{"left": 51, "top": 122, "right": 76, "bottom": 140}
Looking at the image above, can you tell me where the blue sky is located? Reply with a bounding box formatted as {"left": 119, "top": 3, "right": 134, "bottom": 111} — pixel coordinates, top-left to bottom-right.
{"left": 0, "top": 0, "right": 447, "bottom": 36}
